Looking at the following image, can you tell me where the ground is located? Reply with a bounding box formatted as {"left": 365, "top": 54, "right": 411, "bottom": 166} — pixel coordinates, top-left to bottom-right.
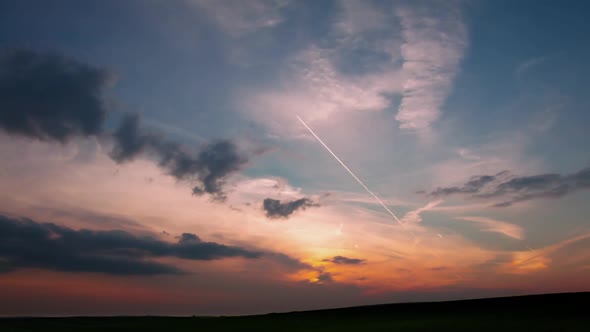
{"left": 2, "top": 292, "right": 588, "bottom": 331}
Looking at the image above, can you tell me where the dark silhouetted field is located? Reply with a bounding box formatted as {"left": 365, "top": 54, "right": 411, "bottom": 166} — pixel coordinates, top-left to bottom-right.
{"left": 2, "top": 292, "right": 588, "bottom": 331}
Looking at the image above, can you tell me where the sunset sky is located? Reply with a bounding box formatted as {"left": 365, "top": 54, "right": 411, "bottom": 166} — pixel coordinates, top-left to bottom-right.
{"left": 1, "top": 0, "right": 589, "bottom": 316}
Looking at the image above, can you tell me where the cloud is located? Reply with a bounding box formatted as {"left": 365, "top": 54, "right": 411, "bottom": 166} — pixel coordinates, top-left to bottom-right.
{"left": 0, "top": 48, "right": 114, "bottom": 143}
{"left": 323, "top": 255, "right": 366, "bottom": 265}
{"left": 0, "top": 214, "right": 306, "bottom": 275}
{"left": 178, "top": 232, "right": 201, "bottom": 244}
{"left": 516, "top": 56, "right": 548, "bottom": 78}
{"left": 424, "top": 166, "right": 590, "bottom": 207}
{"left": 395, "top": 3, "right": 467, "bottom": 131}
{"left": 0, "top": 49, "right": 252, "bottom": 201}
{"left": 262, "top": 197, "right": 317, "bottom": 219}
{"left": 244, "top": 46, "right": 402, "bottom": 136}
{"left": 334, "top": 0, "right": 389, "bottom": 41}
{"left": 323, "top": 190, "right": 408, "bottom": 208}
{"left": 427, "top": 134, "right": 542, "bottom": 189}
{"left": 316, "top": 271, "right": 333, "bottom": 283}
{"left": 400, "top": 199, "right": 443, "bottom": 223}
{"left": 243, "top": 1, "right": 466, "bottom": 137}
{"left": 110, "top": 114, "right": 155, "bottom": 163}
{"left": 429, "top": 171, "right": 510, "bottom": 197}
{"left": 190, "top": 0, "right": 289, "bottom": 37}
{"left": 499, "top": 231, "right": 590, "bottom": 275}
{"left": 455, "top": 216, "right": 524, "bottom": 240}
{"left": 111, "top": 114, "right": 249, "bottom": 200}
{"left": 266, "top": 252, "right": 313, "bottom": 270}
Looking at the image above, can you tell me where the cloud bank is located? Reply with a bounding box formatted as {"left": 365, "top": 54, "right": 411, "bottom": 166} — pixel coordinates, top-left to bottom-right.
{"left": 0, "top": 214, "right": 266, "bottom": 275}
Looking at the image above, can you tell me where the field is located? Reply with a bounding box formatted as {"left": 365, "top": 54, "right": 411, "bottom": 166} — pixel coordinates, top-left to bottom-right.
{"left": 2, "top": 292, "right": 588, "bottom": 331}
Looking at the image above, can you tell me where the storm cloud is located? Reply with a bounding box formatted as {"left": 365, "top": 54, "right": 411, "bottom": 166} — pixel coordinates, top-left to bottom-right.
{"left": 424, "top": 167, "right": 590, "bottom": 207}
{"left": 0, "top": 48, "right": 113, "bottom": 143}
{"left": 0, "top": 214, "right": 268, "bottom": 275}
{"left": 111, "top": 114, "right": 248, "bottom": 200}
{"left": 262, "top": 198, "right": 318, "bottom": 219}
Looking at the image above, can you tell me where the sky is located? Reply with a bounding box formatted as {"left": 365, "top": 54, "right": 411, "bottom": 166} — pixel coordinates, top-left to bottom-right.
{"left": 0, "top": 0, "right": 589, "bottom": 316}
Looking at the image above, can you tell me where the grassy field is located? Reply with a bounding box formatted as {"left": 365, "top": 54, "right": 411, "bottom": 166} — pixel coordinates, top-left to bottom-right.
{"left": 2, "top": 292, "right": 588, "bottom": 331}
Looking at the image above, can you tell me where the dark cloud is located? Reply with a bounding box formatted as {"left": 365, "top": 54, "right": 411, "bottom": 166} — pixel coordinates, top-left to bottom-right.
{"left": 423, "top": 167, "right": 590, "bottom": 207}
{"left": 263, "top": 198, "right": 318, "bottom": 219}
{"left": 429, "top": 172, "right": 507, "bottom": 197}
{"left": 178, "top": 232, "right": 201, "bottom": 244}
{"left": 0, "top": 214, "right": 268, "bottom": 275}
{"left": 0, "top": 49, "right": 250, "bottom": 200}
{"left": 111, "top": 114, "right": 248, "bottom": 200}
{"left": 109, "top": 113, "right": 155, "bottom": 163}
{"left": 266, "top": 252, "right": 313, "bottom": 270}
{"left": 316, "top": 271, "right": 334, "bottom": 283}
{"left": 323, "top": 256, "right": 366, "bottom": 265}
{"left": 0, "top": 48, "right": 113, "bottom": 143}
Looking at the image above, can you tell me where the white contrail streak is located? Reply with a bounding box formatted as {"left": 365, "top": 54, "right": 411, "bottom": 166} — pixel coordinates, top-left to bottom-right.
{"left": 297, "top": 115, "right": 465, "bottom": 278}
{"left": 296, "top": 115, "right": 407, "bottom": 229}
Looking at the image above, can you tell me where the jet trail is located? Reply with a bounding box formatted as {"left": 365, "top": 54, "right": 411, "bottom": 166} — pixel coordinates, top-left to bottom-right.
{"left": 297, "top": 116, "right": 466, "bottom": 278}
{"left": 296, "top": 115, "right": 407, "bottom": 229}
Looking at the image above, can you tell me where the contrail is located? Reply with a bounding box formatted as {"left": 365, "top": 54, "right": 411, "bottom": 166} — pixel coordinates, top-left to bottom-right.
{"left": 297, "top": 116, "right": 467, "bottom": 278}
{"left": 296, "top": 115, "right": 407, "bottom": 229}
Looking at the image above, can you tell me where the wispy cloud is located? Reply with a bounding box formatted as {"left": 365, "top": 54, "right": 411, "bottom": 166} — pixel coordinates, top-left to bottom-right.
{"left": 456, "top": 216, "right": 524, "bottom": 240}
{"left": 189, "top": 0, "right": 289, "bottom": 37}
{"left": 243, "top": 1, "right": 467, "bottom": 137}
{"left": 333, "top": 0, "right": 390, "bottom": 42}
{"left": 502, "top": 231, "right": 590, "bottom": 274}
{"left": 395, "top": 3, "right": 467, "bottom": 131}
{"left": 322, "top": 190, "right": 408, "bottom": 207}
{"left": 244, "top": 46, "right": 403, "bottom": 136}
{"left": 400, "top": 199, "right": 443, "bottom": 223}
{"left": 426, "top": 135, "right": 543, "bottom": 191}
{"left": 516, "top": 56, "right": 548, "bottom": 79}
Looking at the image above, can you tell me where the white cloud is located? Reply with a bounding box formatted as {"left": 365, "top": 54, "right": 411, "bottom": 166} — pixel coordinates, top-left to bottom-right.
{"left": 242, "top": 46, "right": 403, "bottom": 136}
{"left": 500, "top": 231, "right": 590, "bottom": 275}
{"left": 322, "top": 190, "right": 409, "bottom": 208}
{"left": 400, "top": 199, "right": 444, "bottom": 223}
{"left": 230, "top": 176, "right": 304, "bottom": 202}
{"left": 456, "top": 216, "right": 524, "bottom": 240}
{"left": 241, "top": 1, "right": 467, "bottom": 138}
{"left": 429, "top": 135, "right": 542, "bottom": 188}
{"left": 395, "top": 4, "right": 467, "bottom": 131}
